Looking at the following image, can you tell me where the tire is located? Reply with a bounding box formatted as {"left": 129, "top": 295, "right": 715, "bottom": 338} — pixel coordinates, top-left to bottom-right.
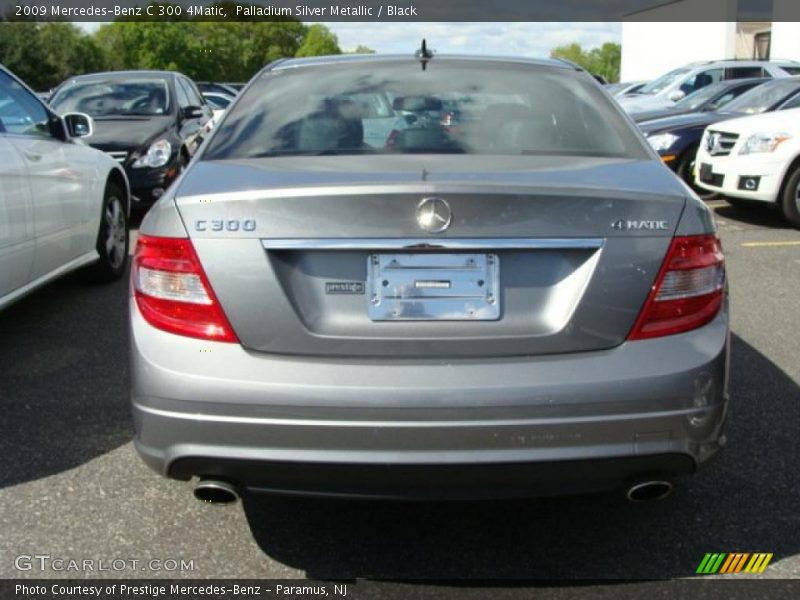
{"left": 85, "top": 182, "right": 129, "bottom": 282}
{"left": 676, "top": 145, "right": 717, "bottom": 200}
{"left": 780, "top": 165, "right": 800, "bottom": 229}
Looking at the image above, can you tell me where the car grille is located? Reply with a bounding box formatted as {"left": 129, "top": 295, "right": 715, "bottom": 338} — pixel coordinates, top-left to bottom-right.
{"left": 705, "top": 130, "right": 739, "bottom": 156}
{"left": 106, "top": 151, "right": 128, "bottom": 163}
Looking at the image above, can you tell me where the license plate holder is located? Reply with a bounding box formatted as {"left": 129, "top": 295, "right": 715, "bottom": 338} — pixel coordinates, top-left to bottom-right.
{"left": 367, "top": 253, "right": 500, "bottom": 321}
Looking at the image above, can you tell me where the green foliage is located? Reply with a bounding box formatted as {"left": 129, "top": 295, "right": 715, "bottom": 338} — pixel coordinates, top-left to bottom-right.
{"left": 295, "top": 24, "right": 341, "bottom": 58}
{"left": 0, "top": 22, "right": 109, "bottom": 91}
{"left": 550, "top": 42, "right": 621, "bottom": 83}
{"left": 0, "top": 4, "right": 341, "bottom": 90}
{"left": 350, "top": 45, "right": 376, "bottom": 55}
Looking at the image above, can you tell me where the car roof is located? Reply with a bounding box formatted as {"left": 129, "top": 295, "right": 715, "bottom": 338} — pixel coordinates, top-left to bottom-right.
{"left": 269, "top": 53, "right": 579, "bottom": 72}
{"left": 64, "top": 70, "right": 181, "bottom": 82}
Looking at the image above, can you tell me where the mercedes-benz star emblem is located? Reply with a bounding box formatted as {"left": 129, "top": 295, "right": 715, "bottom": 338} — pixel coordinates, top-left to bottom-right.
{"left": 416, "top": 197, "right": 452, "bottom": 233}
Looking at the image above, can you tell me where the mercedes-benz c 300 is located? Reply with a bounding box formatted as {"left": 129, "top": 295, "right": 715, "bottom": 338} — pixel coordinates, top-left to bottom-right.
{"left": 130, "top": 50, "right": 729, "bottom": 504}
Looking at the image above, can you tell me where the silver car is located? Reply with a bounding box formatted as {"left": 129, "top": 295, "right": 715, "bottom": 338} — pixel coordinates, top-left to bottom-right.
{"left": 130, "top": 53, "right": 729, "bottom": 504}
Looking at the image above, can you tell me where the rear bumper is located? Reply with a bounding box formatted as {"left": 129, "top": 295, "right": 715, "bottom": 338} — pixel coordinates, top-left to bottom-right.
{"left": 130, "top": 299, "right": 730, "bottom": 498}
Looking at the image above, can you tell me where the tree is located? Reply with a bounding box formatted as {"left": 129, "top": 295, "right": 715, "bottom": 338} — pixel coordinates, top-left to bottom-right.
{"left": 550, "top": 42, "right": 621, "bottom": 83}
{"left": 295, "top": 24, "right": 341, "bottom": 57}
{"left": 0, "top": 22, "right": 109, "bottom": 91}
{"left": 350, "top": 44, "right": 376, "bottom": 54}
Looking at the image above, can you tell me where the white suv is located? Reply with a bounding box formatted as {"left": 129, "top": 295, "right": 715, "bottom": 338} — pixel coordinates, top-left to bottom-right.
{"left": 694, "top": 106, "right": 800, "bottom": 227}
{"left": 619, "top": 60, "right": 800, "bottom": 113}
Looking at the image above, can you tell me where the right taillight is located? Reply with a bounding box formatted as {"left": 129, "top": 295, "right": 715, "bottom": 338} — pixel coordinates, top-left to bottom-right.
{"left": 628, "top": 234, "right": 725, "bottom": 340}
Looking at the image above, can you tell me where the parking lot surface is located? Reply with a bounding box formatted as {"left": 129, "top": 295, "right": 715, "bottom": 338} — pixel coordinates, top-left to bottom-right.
{"left": 1, "top": 200, "right": 798, "bottom": 582}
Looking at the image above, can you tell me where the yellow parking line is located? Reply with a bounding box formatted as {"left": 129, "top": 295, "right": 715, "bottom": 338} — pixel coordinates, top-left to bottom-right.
{"left": 741, "top": 241, "right": 800, "bottom": 248}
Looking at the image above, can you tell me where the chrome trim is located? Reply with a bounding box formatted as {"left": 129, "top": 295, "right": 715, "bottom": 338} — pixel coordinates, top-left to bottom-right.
{"left": 262, "top": 238, "right": 605, "bottom": 250}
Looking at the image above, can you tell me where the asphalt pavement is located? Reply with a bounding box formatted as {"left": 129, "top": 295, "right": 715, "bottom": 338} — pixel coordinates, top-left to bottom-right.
{"left": 0, "top": 199, "right": 798, "bottom": 585}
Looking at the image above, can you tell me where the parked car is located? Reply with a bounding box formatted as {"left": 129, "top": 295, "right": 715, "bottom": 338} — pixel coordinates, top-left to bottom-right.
{"left": 49, "top": 70, "right": 213, "bottom": 212}
{"left": 196, "top": 82, "right": 239, "bottom": 97}
{"left": 695, "top": 107, "right": 800, "bottom": 227}
{"left": 640, "top": 76, "right": 800, "bottom": 196}
{"left": 202, "top": 91, "right": 233, "bottom": 126}
{"left": 606, "top": 80, "right": 647, "bottom": 97}
{"left": 630, "top": 77, "right": 768, "bottom": 123}
{"left": 618, "top": 59, "right": 800, "bottom": 113}
{"left": 0, "top": 65, "right": 130, "bottom": 310}
{"left": 131, "top": 53, "right": 728, "bottom": 505}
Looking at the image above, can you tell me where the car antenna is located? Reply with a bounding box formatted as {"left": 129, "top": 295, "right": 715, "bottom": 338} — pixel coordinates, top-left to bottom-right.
{"left": 415, "top": 39, "right": 434, "bottom": 71}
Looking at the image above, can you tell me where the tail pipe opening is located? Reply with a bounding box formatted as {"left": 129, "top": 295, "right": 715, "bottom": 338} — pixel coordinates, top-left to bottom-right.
{"left": 193, "top": 479, "right": 240, "bottom": 505}
{"left": 625, "top": 479, "right": 674, "bottom": 502}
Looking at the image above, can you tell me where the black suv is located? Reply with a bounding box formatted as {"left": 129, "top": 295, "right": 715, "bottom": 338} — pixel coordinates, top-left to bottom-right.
{"left": 50, "top": 70, "right": 213, "bottom": 211}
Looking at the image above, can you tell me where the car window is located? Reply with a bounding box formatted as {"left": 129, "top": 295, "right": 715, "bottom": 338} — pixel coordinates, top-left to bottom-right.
{"left": 0, "top": 71, "right": 53, "bottom": 137}
{"left": 725, "top": 79, "right": 800, "bottom": 114}
{"left": 50, "top": 79, "right": 170, "bottom": 116}
{"left": 637, "top": 68, "right": 691, "bottom": 95}
{"left": 204, "top": 61, "right": 649, "bottom": 160}
{"left": 679, "top": 69, "right": 723, "bottom": 96}
{"left": 726, "top": 66, "right": 765, "bottom": 79}
{"left": 175, "top": 79, "right": 191, "bottom": 108}
{"left": 779, "top": 92, "right": 800, "bottom": 110}
{"left": 205, "top": 95, "right": 231, "bottom": 110}
{"left": 180, "top": 78, "right": 204, "bottom": 107}
{"left": 780, "top": 67, "right": 800, "bottom": 76}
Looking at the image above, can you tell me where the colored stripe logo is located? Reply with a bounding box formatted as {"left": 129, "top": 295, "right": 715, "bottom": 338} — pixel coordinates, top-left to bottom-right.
{"left": 696, "top": 553, "right": 773, "bottom": 574}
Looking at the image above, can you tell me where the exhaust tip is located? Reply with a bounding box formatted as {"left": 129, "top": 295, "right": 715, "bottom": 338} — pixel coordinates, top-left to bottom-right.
{"left": 193, "top": 479, "right": 240, "bottom": 505}
{"left": 625, "top": 480, "right": 674, "bottom": 503}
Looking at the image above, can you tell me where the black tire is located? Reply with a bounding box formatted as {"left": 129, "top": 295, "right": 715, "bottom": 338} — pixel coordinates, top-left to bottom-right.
{"left": 85, "top": 182, "right": 129, "bottom": 282}
{"left": 780, "top": 165, "right": 800, "bottom": 229}
{"left": 676, "top": 145, "right": 717, "bottom": 200}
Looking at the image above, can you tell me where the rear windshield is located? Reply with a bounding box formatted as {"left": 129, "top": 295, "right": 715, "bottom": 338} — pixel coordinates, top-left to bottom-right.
{"left": 203, "top": 60, "right": 648, "bottom": 160}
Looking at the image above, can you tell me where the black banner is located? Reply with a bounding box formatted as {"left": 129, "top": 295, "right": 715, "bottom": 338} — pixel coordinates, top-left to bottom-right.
{"left": 2, "top": 0, "right": 800, "bottom": 22}
{"left": 3, "top": 580, "right": 800, "bottom": 600}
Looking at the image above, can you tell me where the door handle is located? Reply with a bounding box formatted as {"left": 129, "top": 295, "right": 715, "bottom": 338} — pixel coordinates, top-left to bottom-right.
{"left": 24, "top": 151, "right": 42, "bottom": 162}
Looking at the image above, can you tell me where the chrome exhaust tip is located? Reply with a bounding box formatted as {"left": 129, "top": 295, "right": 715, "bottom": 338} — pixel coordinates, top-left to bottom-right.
{"left": 193, "top": 479, "right": 240, "bottom": 505}
{"left": 625, "top": 479, "right": 674, "bottom": 502}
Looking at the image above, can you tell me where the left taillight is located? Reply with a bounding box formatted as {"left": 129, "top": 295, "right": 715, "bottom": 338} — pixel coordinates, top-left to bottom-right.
{"left": 132, "top": 234, "right": 238, "bottom": 343}
{"left": 628, "top": 234, "right": 726, "bottom": 340}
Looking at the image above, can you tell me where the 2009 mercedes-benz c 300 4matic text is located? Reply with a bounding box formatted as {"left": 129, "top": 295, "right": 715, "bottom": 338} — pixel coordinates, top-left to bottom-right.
{"left": 130, "top": 51, "right": 729, "bottom": 504}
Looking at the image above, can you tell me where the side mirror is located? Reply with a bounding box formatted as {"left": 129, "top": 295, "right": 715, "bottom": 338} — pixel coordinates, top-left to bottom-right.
{"left": 181, "top": 106, "right": 205, "bottom": 120}
{"left": 63, "top": 112, "right": 93, "bottom": 138}
{"left": 668, "top": 90, "right": 686, "bottom": 103}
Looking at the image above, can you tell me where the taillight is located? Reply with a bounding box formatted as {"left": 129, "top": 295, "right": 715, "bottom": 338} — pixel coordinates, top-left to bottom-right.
{"left": 132, "top": 234, "right": 238, "bottom": 343}
{"left": 628, "top": 234, "right": 725, "bottom": 340}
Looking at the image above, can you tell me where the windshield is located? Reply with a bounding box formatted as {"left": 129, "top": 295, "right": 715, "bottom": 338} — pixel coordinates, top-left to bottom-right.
{"left": 204, "top": 60, "right": 647, "bottom": 160}
{"left": 673, "top": 82, "right": 727, "bottom": 111}
{"left": 636, "top": 68, "right": 691, "bottom": 95}
{"left": 723, "top": 79, "right": 800, "bottom": 115}
{"left": 50, "top": 79, "right": 170, "bottom": 117}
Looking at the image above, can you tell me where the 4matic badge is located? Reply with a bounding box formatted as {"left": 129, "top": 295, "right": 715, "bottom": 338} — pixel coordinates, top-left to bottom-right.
{"left": 611, "top": 219, "right": 669, "bottom": 231}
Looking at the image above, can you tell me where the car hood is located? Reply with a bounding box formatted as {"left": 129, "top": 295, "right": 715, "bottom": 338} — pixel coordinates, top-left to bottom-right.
{"left": 638, "top": 111, "right": 733, "bottom": 135}
{"left": 706, "top": 106, "right": 800, "bottom": 135}
{"left": 617, "top": 94, "right": 671, "bottom": 112}
{"left": 85, "top": 116, "right": 174, "bottom": 152}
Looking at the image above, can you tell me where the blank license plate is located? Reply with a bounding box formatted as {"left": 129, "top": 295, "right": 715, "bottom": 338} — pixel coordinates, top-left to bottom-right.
{"left": 367, "top": 253, "right": 500, "bottom": 321}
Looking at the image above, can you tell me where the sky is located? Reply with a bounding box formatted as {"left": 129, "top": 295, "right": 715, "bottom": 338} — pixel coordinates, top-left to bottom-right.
{"left": 76, "top": 22, "right": 622, "bottom": 56}
{"left": 325, "top": 22, "right": 621, "bottom": 56}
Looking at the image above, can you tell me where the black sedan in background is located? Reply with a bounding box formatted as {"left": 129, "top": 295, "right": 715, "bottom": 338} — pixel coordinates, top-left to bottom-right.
{"left": 630, "top": 78, "right": 767, "bottom": 123}
{"left": 640, "top": 76, "right": 800, "bottom": 196}
{"left": 49, "top": 70, "right": 213, "bottom": 212}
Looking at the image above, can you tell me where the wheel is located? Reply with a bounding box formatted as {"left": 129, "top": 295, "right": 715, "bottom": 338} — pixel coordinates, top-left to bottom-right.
{"left": 781, "top": 165, "right": 800, "bottom": 229}
{"left": 85, "top": 182, "right": 129, "bottom": 282}
{"left": 676, "top": 145, "right": 717, "bottom": 200}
